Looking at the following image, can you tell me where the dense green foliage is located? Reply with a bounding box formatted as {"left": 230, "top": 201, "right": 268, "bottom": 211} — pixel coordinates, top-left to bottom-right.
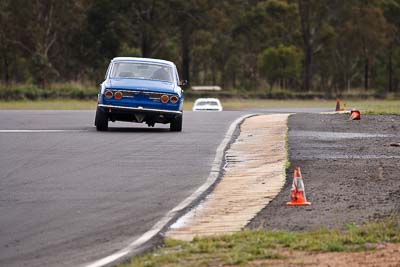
{"left": 1, "top": 0, "right": 400, "bottom": 96}
{"left": 258, "top": 45, "right": 302, "bottom": 93}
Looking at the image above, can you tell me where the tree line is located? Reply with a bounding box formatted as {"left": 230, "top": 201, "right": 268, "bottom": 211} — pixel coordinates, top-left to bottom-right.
{"left": 1, "top": 0, "right": 400, "bottom": 96}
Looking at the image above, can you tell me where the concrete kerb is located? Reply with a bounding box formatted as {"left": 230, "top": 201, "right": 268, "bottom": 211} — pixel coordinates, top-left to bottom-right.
{"left": 82, "top": 113, "right": 257, "bottom": 267}
{"left": 167, "top": 114, "right": 291, "bottom": 240}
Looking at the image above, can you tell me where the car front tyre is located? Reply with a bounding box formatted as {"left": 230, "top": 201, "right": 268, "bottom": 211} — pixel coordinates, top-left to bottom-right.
{"left": 170, "top": 114, "right": 182, "bottom": 132}
{"left": 95, "top": 107, "right": 109, "bottom": 131}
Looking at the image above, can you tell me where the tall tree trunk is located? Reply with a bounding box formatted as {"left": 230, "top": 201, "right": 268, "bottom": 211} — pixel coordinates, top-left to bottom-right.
{"left": 220, "top": 60, "right": 227, "bottom": 89}
{"left": 39, "top": 58, "right": 48, "bottom": 89}
{"left": 268, "top": 80, "right": 275, "bottom": 95}
{"left": 388, "top": 44, "right": 393, "bottom": 92}
{"left": 141, "top": 31, "right": 150, "bottom": 57}
{"left": 181, "top": 25, "right": 190, "bottom": 82}
{"left": 232, "top": 70, "right": 236, "bottom": 89}
{"left": 4, "top": 56, "right": 9, "bottom": 86}
{"left": 1, "top": 41, "right": 10, "bottom": 86}
{"left": 35, "top": 0, "right": 56, "bottom": 88}
{"left": 297, "top": 0, "right": 314, "bottom": 91}
{"left": 303, "top": 44, "right": 313, "bottom": 91}
{"left": 211, "top": 65, "right": 216, "bottom": 85}
{"left": 41, "top": 68, "right": 47, "bottom": 89}
{"left": 364, "top": 57, "right": 369, "bottom": 91}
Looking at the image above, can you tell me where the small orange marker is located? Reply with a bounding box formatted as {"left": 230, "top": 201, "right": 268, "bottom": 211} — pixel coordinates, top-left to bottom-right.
{"left": 350, "top": 110, "right": 361, "bottom": 120}
{"left": 335, "top": 98, "right": 341, "bottom": 111}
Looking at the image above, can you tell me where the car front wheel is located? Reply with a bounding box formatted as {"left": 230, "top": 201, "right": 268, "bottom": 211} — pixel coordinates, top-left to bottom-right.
{"left": 95, "top": 107, "right": 108, "bottom": 131}
{"left": 170, "top": 114, "right": 182, "bottom": 132}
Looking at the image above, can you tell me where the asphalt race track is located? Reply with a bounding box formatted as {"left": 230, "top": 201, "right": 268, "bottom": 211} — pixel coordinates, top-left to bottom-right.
{"left": 0, "top": 107, "right": 330, "bottom": 267}
{"left": 0, "top": 110, "right": 253, "bottom": 267}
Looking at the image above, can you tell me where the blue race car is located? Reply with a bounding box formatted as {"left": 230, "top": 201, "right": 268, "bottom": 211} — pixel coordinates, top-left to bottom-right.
{"left": 95, "top": 57, "right": 185, "bottom": 131}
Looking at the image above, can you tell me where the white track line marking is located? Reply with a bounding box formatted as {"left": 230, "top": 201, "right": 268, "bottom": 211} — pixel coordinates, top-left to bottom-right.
{"left": 83, "top": 114, "right": 255, "bottom": 267}
{"left": 0, "top": 130, "right": 88, "bottom": 133}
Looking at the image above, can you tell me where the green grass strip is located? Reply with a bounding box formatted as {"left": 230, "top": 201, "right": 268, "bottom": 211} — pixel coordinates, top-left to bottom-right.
{"left": 123, "top": 215, "right": 400, "bottom": 267}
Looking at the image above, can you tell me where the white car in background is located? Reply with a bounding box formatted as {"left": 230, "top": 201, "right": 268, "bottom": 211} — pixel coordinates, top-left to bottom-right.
{"left": 192, "top": 98, "right": 223, "bottom": 111}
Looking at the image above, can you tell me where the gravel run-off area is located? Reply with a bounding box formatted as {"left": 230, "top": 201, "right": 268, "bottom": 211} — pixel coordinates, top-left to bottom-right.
{"left": 249, "top": 113, "right": 400, "bottom": 231}
{"left": 247, "top": 113, "right": 400, "bottom": 265}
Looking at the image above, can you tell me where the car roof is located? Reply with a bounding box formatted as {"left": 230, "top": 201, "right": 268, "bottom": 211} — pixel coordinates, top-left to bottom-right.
{"left": 194, "top": 98, "right": 221, "bottom": 102}
{"left": 111, "top": 57, "right": 175, "bottom": 67}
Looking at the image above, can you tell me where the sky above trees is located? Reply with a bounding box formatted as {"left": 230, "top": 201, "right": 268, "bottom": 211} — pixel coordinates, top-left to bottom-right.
{"left": 1, "top": 0, "right": 400, "bottom": 94}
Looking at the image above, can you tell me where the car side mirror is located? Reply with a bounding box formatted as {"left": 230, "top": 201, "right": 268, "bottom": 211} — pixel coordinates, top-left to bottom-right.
{"left": 179, "top": 80, "right": 188, "bottom": 87}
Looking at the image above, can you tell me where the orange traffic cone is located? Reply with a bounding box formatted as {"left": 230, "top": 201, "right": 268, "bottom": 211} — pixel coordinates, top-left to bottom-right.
{"left": 350, "top": 110, "right": 361, "bottom": 120}
{"left": 335, "top": 98, "right": 341, "bottom": 111}
{"left": 286, "top": 167, "right": 311, "bottom": 206}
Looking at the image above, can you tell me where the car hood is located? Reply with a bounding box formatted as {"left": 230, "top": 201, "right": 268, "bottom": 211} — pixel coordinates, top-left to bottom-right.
{"left": 108, "top": 78, "right": 176, "bottom": 93}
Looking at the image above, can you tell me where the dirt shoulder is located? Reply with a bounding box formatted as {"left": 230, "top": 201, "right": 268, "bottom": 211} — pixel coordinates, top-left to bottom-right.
{"left": 245, "top": 243, "right": 400, "bottom": 267}
{"left": 248, "top": 113, "right": 400, "bottom": 231}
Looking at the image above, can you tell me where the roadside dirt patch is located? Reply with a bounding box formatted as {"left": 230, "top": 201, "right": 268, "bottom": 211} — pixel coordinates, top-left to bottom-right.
{"left": 245, "top": 243, "right": 400, "bottom": 267}
{"left": 249, "top": 113, "right": 400, "bottom": 230}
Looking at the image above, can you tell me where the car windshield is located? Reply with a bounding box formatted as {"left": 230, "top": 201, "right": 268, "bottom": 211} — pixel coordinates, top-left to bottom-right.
{"left": 196, "top": 101, "right": 219, "bottom": 106}
{"left": 110, "top": 62, "right": 174, "bottom": 82}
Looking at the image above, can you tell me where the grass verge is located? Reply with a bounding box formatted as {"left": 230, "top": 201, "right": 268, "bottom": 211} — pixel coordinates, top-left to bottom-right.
{"left": 122, "top": 216, "right": 400, "bottom": 267}
{"left": 0, "top": 99, "right": 399, "bottom": 114}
